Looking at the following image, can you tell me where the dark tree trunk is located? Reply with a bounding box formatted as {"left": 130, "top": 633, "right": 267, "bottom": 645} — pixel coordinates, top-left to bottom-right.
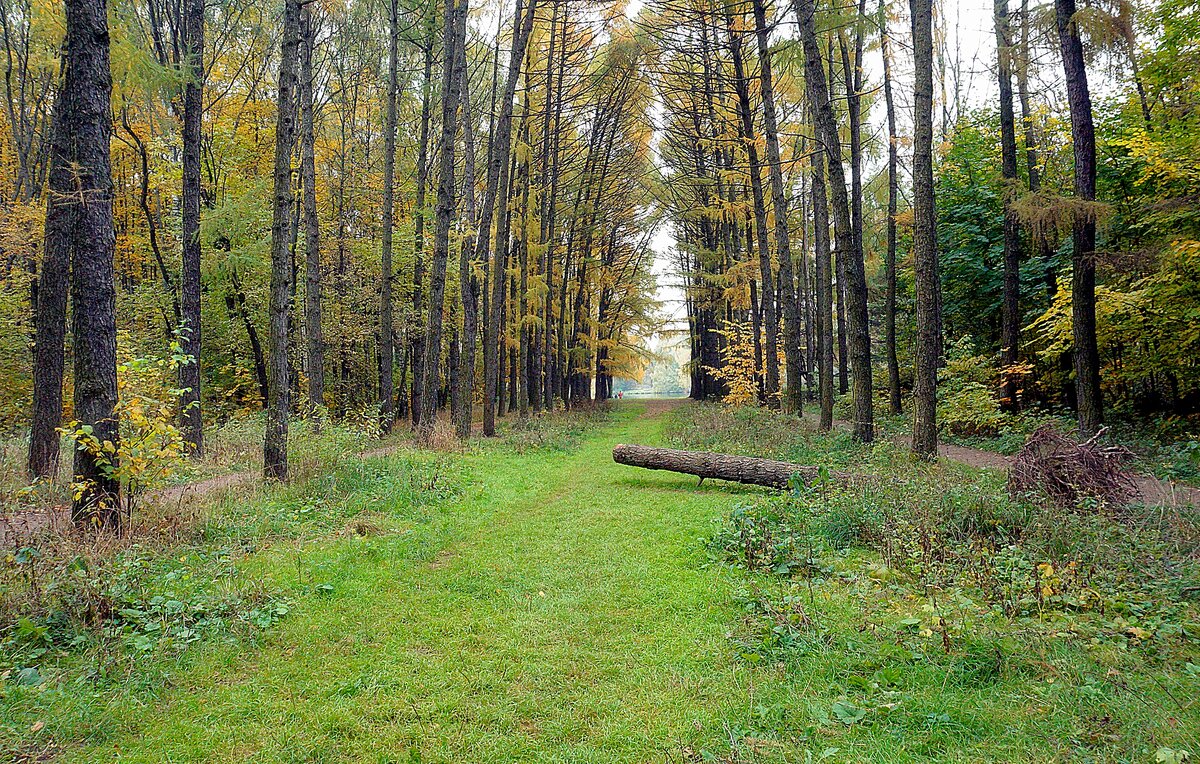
{"left": 179, "top": 0, "right": 204, "bottom": 454}
{"left": 880, "top": 2, "right": 902, "bottom": 415}
{"left": 996, "top": 0, "right": 1022, "bottom": 409}
{"left": 724, "top": 4, "right": 779, "bottom": 406}
{"left": 377, "top": 0, "right": 400, "bottom": 433}
{"left": 65, "top": 0, "right": 120, "bottom": 523}
{"left": 417, "top": 0, "right": 467, "bottom": 444}
{"left": 752, "top": 0, "right": 803, "bottom": 414}
{"left": 794, "top": 0, "right": 872, "bottom": 441}
{"left": 481, "top": 0, "right": 538, "bottom": 436}
{"left": 452, "top": 15, "right": 478, "bottom": 441}
{"left": 410, "top": 20, "right": 435, "bottom": 427}
{"left": 300, "top": 6, "right": 324, "bottom": 416}
{"left": 264, "top": 0, "right": 301, "bottom": 480}
{"left": 28, "top": 60, "right": 72, "bottom": 481}
{"left": 910, "top": 0, "right": 940, "bottom": 458}
{"left": 1055, "top": 0, "right": 1103, "bottom": 436}
{"left": 812, "top": 147, "right": 835, "bottom": 431}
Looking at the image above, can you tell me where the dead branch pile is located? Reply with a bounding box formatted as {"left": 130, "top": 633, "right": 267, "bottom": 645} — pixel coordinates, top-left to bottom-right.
{"left": 1008, "top": 425, "right": 1140, "bottom": 509}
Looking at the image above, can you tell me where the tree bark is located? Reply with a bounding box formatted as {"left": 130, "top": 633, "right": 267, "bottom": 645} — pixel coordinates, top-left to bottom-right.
{"left": 28, "top": 53, "right": 72, "bottom": 481}
{"left": 264, "top": 0, "right": 301, "bottom": 480}
{"left": 996, "top": 0, "right": 1022, "bottom": 409}
{"left": 1055, "top": 0, "right": 1103, "bottom": 436}
{"left": 794, "top": 0, "right": 872, "bottom": 441}
{"left": 910, "top": 0, "right": 940, "bottom": 458}
{"left": 300, "top": 6, "right": 324, "bottom": 416}
{"left": 179, "top": 0, "right": 204, "bottom": 454}
{"left": 452, "top": 12, "right": 478, "bottom": 440}
{"left": 724, "top": 3, "right": 779, "bottom": 406}
{"left": 417, "top": 0, "right": 467, "bottom": 444}
{"left": 377, "top": 0, "right": 400, "bottom": 433}
{"left": 752, "top": 0, "right": 802, "bottom": 414}
{"left": 811, "top": 145, "right": 835, "bottom": 431}
{"left": 612, "top": 444, "right": 849, "bottom": 490}
{"left": 880, "top": 1, "right": 902, "bottom": 415}
{"left": 66, "top": 0, "right": 120, "bottom": 523}
{"left": 481, "top": 0, "right": 538, "bottom": 436}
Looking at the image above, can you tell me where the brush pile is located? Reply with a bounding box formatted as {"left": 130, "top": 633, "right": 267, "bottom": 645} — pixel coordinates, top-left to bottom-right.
{"left": 1008, "top": 425, "right": 1140, "bottom": 509}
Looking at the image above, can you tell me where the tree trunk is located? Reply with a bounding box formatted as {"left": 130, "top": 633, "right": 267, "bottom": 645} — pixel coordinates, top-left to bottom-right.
{"left": 1055, "top": 0, "right": 1103, "bottom": 436}
{"left": 417, "top": 0, "right": 467, "bottom": 444}
{"left": 811, "top": 146, "right": 835, "bottom": 431}
{"left": 880, "top": 1, "right": 902, "bottom": 415}
{"left": 28, "top": 57, "right": 72, "bottom": 481}
{"left": 66, "top": 0, "right": 120, "bottom": 523}
{"left": 794, "top": 0, "right": 872, "bottom": 441}
{"left": 752, "top": 0, "right": 802, "bottom": 414}
{"left": 453, "top": 14, "right": 478, "bottom": 441}
{"left": 377, "top": 0, "right": 400, "bottom": 433}
{"left": 264, "top": 0, "right": 301, "bottom": 480}
{"left": 179, "top": 0, "right": 204, "bottom": 454}
{"left": 300, "top": 6, "right": 324, "bottom": 416}
{"left": 910, "top": 0, "right": 940, "bottom": 458}
{"left": 996, "top": 0, "right": 1022, "bottom": 410}
{"left": 724, "top": 4, "right": 779, "bottom": 406}
{"left": 612, "top": 444, "right": 849, "bottom": 490}
{"left": 481, "top": 0, "right": 538, "bottom": 436}
{"left": 410, "top": 21, "right": 435, "bottom": 427}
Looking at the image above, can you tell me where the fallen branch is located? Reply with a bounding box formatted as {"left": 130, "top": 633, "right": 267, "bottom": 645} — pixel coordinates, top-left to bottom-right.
{"left": 612, "top": 444, "right": 850, "bottom": 489}
{"left": 1008, "top": 425, "right": 1140, "bottom": 509}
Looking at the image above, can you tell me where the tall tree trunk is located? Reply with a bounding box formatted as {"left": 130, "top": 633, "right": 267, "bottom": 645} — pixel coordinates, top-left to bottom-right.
{"left": 264, "top": 0, "right": 301, "bottom": 480}
{"left": 794, "top": 0, "right": 872, "bottom": 441}
{"left": 812, "top": 149, "right": 834, "bottom": 431}
{"left": 880, "top": 1, "right": 902, "bottom": 415}
{"left": 179, "top": 0, "right": 204, "bottom": 453}
{"left": 411, "top": 20, "right": 436, "bottom": 427}
{"left": 752, "top": 0, "right": 802, "bottom": 414}
{"left": 481, "top": 0, "right": 538, "bottom": 436}
{"left": 1055, "top": 0, "right": 1103, "bottom": 436}
{"left": 66, "top": 0, "right": 120, "bottom": 523}
{"left": 453, "top": 16, "right": 478, "bottom": 440}
{"left": 28, "top": 59, "right": 71, "bottom": 480}
{"left": 910, "top": 0, "right": 940, "bottom": 458}
{"left": 724, "top": 3, "right": 779, "bottom": 406}
{"left": 995, "top": 0, "right": 1022, "bottom": 410}
{"left": 378, "top": 0, "right": 400, "bottom": 432}
{"left": 417, "top": 0, "right": 467, "bottom": 443}
{"left": 300, "top": 7, "right": 324, "bottom": 416}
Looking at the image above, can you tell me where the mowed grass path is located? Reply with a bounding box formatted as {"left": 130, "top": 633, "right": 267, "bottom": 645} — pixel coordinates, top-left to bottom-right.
{"left": 70, "top": 402, "right": 766, "bottom": 763}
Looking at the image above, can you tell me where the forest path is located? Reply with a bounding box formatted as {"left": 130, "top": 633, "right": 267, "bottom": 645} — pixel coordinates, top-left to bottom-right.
{"left": 66, "top": 400, "right": 769, "bottom": 763}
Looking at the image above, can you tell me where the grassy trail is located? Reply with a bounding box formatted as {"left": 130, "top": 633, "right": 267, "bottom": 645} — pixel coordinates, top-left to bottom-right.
{"left": 72, "top": 402, "right": 764, "bottom": 763}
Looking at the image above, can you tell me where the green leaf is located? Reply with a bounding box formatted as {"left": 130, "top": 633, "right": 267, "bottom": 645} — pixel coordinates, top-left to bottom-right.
{"left": 831, "top": 700, "right": 866, "bottom": 725}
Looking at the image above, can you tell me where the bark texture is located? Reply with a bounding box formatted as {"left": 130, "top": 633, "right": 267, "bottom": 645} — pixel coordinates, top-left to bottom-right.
{"left": 65, "top": 0, "right": 120, "bottom": 523}
{"left": 910, "top": 0, "right": 940, "bottom": 458}
{"left": 1055, "top": 0, "right": 1103, "bottom": 436}
{"left": 613, "top": 444, "right": 848, "bottom": 490}
{"left": 264, "top": 0, "right": 300, "bottom": 480}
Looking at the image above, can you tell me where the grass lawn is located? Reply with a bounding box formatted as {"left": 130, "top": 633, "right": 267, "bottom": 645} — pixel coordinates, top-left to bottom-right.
{"left": 4, "top": 401, "right": 1198, "bottom": 762}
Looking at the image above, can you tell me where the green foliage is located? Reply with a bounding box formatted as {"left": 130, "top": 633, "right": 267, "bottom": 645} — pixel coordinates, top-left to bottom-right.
{"left": 61, "top": 332, "right": 197, "bottom": 519}
{"left": 936, "top": 337, "right": 1008, "bottom": 437}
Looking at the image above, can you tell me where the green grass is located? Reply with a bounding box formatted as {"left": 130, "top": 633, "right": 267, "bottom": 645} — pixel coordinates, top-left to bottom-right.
{"left": 4, "top": 401, "right": 1199, "bottom": 762}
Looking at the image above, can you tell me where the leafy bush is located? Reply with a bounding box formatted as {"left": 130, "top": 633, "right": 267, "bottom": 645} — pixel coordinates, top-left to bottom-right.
{"left": 937, "top": 337, "right": 1008, "bottom": 437}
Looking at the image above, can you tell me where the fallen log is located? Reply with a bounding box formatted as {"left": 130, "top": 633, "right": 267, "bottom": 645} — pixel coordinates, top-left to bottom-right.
{"left": 612, "top": 444, "right": 848, "bottom": 490}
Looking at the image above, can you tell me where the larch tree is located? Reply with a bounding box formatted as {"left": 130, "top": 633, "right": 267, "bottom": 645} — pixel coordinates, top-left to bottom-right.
{"left": 909, "top": 0, "right": 940, "bottom": 458}
{"left": 179, "top": 0, "right": 204, "bottom": 454}
{"left": 65, "top": 0, "right": 120, "bottom": 523}
{"left": 1055, "top": 0, "right": 1103, "bottom": 436}
{"left": 264, "top": 0, "right": 301, "bottom": 480}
